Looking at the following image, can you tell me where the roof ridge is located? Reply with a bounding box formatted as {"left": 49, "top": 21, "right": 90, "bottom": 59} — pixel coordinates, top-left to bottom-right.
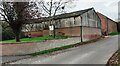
{"left": 97, "top": 12, "right": 117, "bottom": 23}
{"left": 56, "top": 7, "right": 94, "bottom": 16}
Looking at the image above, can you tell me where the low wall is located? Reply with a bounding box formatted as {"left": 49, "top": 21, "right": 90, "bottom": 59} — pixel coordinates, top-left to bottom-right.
{"left": 1, "top": 42, "right": 37, "bottom": 56}
{"left": 0, "top": 36, "right": 102, "bottom": 56}
{"left": 1, "top": 37, "right": 83, "bottom": 56}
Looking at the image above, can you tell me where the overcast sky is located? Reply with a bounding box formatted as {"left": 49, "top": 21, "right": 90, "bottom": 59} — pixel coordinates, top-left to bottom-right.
{"left": 0, "top": 0, "right": 119, "bottom": 21}
{"left": 65, "top": 0, "right": 119, "bottom": 21}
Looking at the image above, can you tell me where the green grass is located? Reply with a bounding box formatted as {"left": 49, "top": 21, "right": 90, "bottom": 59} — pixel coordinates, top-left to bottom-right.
{"left": 30, "top": 43, "right": 80, "bottom": 56}
{"left": 1, "top": 36, "right": 68, "bottom": 43}
{"left": 108, "top": 32, "right": 120, "bottom": 36}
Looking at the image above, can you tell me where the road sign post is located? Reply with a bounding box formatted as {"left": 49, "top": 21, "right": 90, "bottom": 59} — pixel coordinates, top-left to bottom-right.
{"left": 49, "top": 25, "right": 55, "bottom": 38}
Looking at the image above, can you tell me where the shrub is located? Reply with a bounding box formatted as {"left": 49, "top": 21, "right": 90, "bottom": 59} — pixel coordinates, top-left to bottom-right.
{"left": 2, "top": 29, "right": 26, "bottom": 41}
{"left": 2, "top": 29, "right": 15, "bottom": 41}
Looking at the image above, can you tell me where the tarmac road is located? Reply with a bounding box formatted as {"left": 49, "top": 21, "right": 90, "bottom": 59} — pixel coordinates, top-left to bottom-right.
{"left": 10, "top": 35, "right": 119, "bottom": 64}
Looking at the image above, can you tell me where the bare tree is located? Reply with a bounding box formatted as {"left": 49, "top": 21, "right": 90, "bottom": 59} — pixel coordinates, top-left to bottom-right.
{"left": 0, "top": 21, "right": 10, "bottom": 31}
{"left": 38, "top": 0, "right": 76, "bottom": 23}
{"left": 38, "top": 0, "right": 76, "bottom": 36}
{"left": 0, "top": 2, "right": 40, "bottom": 42}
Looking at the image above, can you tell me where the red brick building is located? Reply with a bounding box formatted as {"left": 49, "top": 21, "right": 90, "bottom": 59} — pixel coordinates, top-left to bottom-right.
{"left": 97, "top": 12, "right": 118, "bottom": 35}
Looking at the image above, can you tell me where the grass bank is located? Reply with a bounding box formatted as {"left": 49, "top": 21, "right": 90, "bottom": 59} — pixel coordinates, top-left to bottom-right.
{"left": 1, "top": 36, "right": 67, "bottom": 43}
{"left": 108, "top": 32, "right": 120, "bottom": 36}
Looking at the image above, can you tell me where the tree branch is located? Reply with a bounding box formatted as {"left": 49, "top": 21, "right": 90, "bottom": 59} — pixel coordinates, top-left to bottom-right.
{"left": 0, "top": 13, "right": 9, "bottom": 23}
{"left": 49, "top": 0, "right": 53, "bottom": 16}
{"left": 41, "top": 5, "right": 50, "bottom": 15}
{"left": 40, "top": 1, "right": 50, "bottom": 14}
{"left": 53, "top": 0, "right": 62, "bottom": 16}
{"left": 0, "top": 7, "right": 8, "bottom": 17}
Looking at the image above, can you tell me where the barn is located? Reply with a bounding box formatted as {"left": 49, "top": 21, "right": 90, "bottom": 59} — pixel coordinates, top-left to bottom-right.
{"left": 22, "top": 8, "right": 102, "bottom": 41}
{"left": 97, "top": 12, "right": 118, "bottom": 35}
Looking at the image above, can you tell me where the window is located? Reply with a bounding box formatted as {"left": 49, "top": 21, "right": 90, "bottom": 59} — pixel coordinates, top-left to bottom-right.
{"left": 54, "top": 20, "right": 61, "bottom": 28}
{"left": 61, "top": 18, "right": 69, "bottom": 27}
{"left": 35, "top": 23, "right": 43, "bottom": 31}
{"left": 82, "top": 13, "right": 89, "bottom": 26}
{"left": 59, "top": 19, "right": 62, "bottom": 28}
{"left": 43, "top": 22, "right": 49, "bottom": 29}
{"left": 42, "top": 22, "right": 45, "bottom": 28}
{"left": 68, "top": 17, "right": 74, "bottom": 27}
{"left": 74, "top": 17, "right": 76, "bottom": 25}
{"left": 74, "top": 16, "right": 81, "bottom": 26}
{"left": 65, "top": 18, "right": 69, "bottom": 27}
{"left": 97, "top": 20, "right": 101, "bottom": 28}
{"left": 60, "top": 19, "right": 66, "bottom": 27}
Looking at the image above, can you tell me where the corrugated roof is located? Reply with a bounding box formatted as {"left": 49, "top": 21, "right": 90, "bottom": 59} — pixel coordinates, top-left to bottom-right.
{"left": 51, "top": 7, "right": 93, "bottom": 19}
{"left": 25, "top": 7, "right": 93, "bottom": 23}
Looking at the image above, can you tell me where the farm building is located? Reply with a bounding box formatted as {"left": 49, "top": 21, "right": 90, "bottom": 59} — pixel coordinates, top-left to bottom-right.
{"left": 22, "top": 8, "right": 102, "bottom": 41}
{"left": 97, "top": 12, "right": 118, "bottom": 35}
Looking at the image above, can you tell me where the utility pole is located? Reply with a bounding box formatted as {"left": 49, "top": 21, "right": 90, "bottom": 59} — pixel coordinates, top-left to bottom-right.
{"left": 80, "top": 16, "right": 83, "bottom": 42}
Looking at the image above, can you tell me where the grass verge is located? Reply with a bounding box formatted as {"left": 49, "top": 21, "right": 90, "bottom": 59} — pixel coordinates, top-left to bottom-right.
{"left": 108, "top": 32, "right": 120, "bottom": 36}
{"left": 1, "top": 36, "right": 67, "bottom": 43}
{"left": 30, "top": 37, "right": 102, "bottom": 56}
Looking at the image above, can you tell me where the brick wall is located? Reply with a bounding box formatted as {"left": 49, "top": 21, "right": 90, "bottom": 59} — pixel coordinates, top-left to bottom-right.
{"left": 107, "top": 20, "right": 117, "bottom": 33}
{"left": 97, "top": 12, "right": 118, "bottom": 35}
{"left": 24, "top": 31, "right": 43, "bottom": 37}
{"left": 97, "top": 12, "right": 107, "bottom": 33}
{"left": 43, "top": 26, "right": 101, "bottom": 41}
{"left": 43, "top": 26, "right": 81, "bottom": 36}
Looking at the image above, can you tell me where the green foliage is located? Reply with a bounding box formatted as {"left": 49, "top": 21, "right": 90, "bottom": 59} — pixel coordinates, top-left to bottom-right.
{"left": 1, "top": 36, "right": 67, "bottom": 43}
{"left": 2, "top": 29, "right": 15, "bottom": 41}
{"left": 31, "top": 45, "right": 74, "bottom": 56}
{"left": 0, "top": 22, "right": 15, "bottom": 41}
{"left": 108, "top": 32, "right": 120, "bottom": 36}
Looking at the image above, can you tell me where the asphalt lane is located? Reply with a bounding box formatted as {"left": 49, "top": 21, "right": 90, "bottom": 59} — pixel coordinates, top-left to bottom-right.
{"left": 10, "top": 35, "right": 119, "bottom": 64}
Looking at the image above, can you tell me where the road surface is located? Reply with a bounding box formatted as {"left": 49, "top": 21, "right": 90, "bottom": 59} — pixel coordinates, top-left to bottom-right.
{"left": 10, "top": 35, "right": 119, "bottom": 64}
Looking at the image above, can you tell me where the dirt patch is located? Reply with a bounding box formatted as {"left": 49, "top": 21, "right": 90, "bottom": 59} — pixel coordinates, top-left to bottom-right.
{"left": 106, "top": 50, "right": 119, "bottom": 66}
